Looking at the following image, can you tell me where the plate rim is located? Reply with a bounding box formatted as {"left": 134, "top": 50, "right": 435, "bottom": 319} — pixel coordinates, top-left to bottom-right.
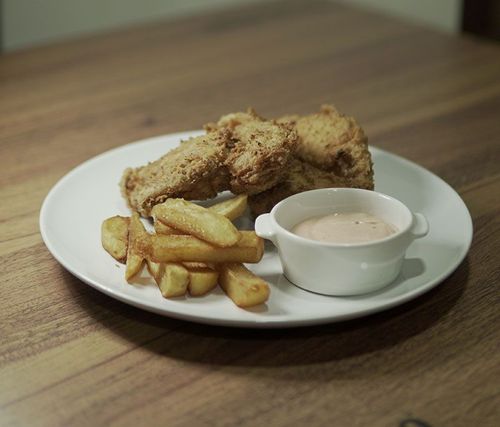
{"left": 39, "top": 130, "right": 473, "bottom": 328}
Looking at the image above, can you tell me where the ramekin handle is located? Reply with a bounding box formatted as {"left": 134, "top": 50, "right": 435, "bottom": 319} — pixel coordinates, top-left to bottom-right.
{"left": 411, "top": 213, "right": 429, "bottom": 239}
{"left": 255, "top": 214, "right": 277, "bottom": 246}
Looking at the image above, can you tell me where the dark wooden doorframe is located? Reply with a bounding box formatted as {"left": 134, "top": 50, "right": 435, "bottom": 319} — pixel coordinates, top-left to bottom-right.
{"left": 463, "top": 0, "right": 500, "bottom": 41}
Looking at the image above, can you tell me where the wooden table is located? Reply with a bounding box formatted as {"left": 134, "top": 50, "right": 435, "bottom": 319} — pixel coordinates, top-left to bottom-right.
{"left": 1, "top": 1, "right": 499, "bottom": 426}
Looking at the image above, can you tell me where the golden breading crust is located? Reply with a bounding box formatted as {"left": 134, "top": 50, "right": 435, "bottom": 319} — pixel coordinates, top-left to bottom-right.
{"left": 121, "top": 105, "right": 372, "bottom": 217}
{"left": 205, "top": 110, "right": 298, "bottom": 195}
{"left": 121, "top": 112, "right": 297, "bottom": 216}
{"left": 226, "top": 120, "right": 297, "bottom": 195}
{"left": 204, "top": 108, "right": 264, "bottom": 132}
{"left": 121, "top": 130, "right": 231, "bottom": 216}
{"left": 250, "top": 104, "right": 374, "bottom": 216}
{"left": 277, "top": 104, "right": 371, "bottom": 179}
{"left": 248, "top": 155, "right": 374, "bottom": 216}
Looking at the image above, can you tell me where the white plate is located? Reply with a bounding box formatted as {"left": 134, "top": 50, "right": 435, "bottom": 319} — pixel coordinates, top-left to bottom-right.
{"left": 40, "top": 131, "right": 472, "bottom": 328}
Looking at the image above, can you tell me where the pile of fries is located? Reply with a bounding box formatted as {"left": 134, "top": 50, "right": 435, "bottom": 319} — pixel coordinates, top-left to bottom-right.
{"left": 101, "top": 195, "right": 270, "bottom": 307}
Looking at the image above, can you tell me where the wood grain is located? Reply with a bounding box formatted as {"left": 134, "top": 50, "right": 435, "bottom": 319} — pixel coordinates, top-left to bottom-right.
{"left": 1, "top": 1, "right": 499, "bottom": 426}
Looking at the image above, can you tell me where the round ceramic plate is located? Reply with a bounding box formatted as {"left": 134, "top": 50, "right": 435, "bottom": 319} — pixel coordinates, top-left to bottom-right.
{"left": 40, "top": 131, "right": 472, "bottom": 328}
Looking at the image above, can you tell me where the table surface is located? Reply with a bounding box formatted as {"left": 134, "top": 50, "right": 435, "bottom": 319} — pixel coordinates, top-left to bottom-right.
{"left": 1, "top": 1, "right": 499, "bottom": 426}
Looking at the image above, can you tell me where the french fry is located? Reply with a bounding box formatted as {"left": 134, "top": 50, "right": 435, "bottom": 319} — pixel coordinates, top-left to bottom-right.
{"left": 148, "top": 231, "right": 264, "bottom": 264}
{"left": 162, "top": 263, "right": 189, "bottom": 297}
{"left": 182, "top": 262, "right": 211, "bottom": 269}
{"left": 183, "top": 263, "right": 219, "bottom": 296}
{"left": 151, "top": 198, "right": 241, "bottom": 247}
{"left": 125, "top": 213, "right": 148, "bottom": 282}
{"left": 183, "top": 261, "right": 216, "bottom": 271}
{"left": 154, "top": 220, "right": 177, "bottom": 235}
{"left": 101, "top": 216, "right": 129, "bottom": 263}
{"left": 146, "top": 258, "right": 162, "bottom": 278}
{"left": 210, "top": 194, "right": 248, "bottom": 221}
{"left": 153, "top": 195, "right": 247, "bottom": 235}
{"left": 147, "top": 259, "right": 189, "bottom": 298}
{"left": 217, "top": 263, "right": 270, "bottom": 307}
{"left": 105, "top": 192, "right": 267, "bottom": 303}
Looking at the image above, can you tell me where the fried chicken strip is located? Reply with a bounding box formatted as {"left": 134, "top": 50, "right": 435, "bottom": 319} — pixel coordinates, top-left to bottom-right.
{"left": 205, "top": 109, "right": 297, "bottom": 195}
{"left": 250, "top": 104, "right": 373, "bottom": 215}
{"left": 121, "top": 111, "right": 296, "bottom": 216}
{"left": 277, "top": 104, "right": 372, "bottom": 179}
{"left": 204, "top": 107, "right": 264, "bottom": 131}
{"left": 121, "top": 130, "right": 231, "bottom": 217}
{"left": 226, "top": 120, "right": 296, "bottom": 194}
{"left": 248, "top": 156, "right": 374, "bottom": 216}
{"left": 121, "top": 105, "right": 371, "bottom": 217}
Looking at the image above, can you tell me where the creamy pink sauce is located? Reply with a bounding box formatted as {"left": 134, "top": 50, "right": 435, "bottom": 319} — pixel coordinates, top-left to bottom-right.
{"left": 292, "top": 212, "right": 397, "bottom": 244}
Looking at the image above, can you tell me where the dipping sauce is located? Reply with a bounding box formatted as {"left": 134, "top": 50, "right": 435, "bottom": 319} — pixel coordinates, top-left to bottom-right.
{"left": 292, "top": 212, "right": 397, "bottom": 244}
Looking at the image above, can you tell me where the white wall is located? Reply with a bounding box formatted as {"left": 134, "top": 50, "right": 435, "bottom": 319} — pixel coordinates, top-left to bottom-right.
{"left": 1, "top": 0, "right": 259, "bottom": 52}
{"left": 1, "top": 0, "right": 464, "bottom": 52}
{"left": 340, "top": 0, "right": 463, "bottom": 33}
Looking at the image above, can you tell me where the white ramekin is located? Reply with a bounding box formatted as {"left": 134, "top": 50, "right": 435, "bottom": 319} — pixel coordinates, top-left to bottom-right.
{"left": 255, "top": 188, "right": 428, "bottom": 295}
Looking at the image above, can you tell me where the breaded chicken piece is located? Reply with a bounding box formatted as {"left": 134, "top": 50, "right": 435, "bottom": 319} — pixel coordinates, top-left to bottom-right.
{"left": 204, "top": 108, "right": 264, "bottom": 132}
{"left": 248, "top": 156, "right": 374, "bottom": 216}
{"left": 205, "top": 110, "right": 297, "bottom": 195}
{"left": 122, "top": 112, "right": 296, "bottom": 216}
{"left": 277, "top": 104, "right": 372, "bottom": 180}
{"left": 226, "top": 120, "right": 297, "bottom": 194}
{"left": 121, "top": 105, "right": 371, "bottom": 217}
{"left": 121, "top": 130, "right": 231, "bottom": 216}
{"left": 250, "top": 105, "right": 373, "bottom": 215}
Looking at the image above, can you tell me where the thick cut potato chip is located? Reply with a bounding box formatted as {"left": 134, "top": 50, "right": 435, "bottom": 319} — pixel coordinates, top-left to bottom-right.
{"left": 153, "top": 195, "right": 248, "bottom": 235}
{"left": 183, "top": 263, "right": 219, "bottom": 296}
{"left": 183, "top": 261, "right": 216, "bottom": 270}
{"left": 104, "top": 192, "right": 267, "bottom": 302}
{"left": 209, "top": 194, "right": 248, "bottom": 221}
{"left": 101, "top": 216, "right": 129, "bottom": 262}
{"left": 160, "top": 263, "right": 189, "bottom": 298}
{"left": 217, "top": 263, "right": 270, "bottom": 307}
{"left": 147, "top": 259, "right": 189, "bottom": 298}
{"left": 154, "top": 220, "right": 178, "bottom": 235}
{"left": 182, "top": 262, "right": 210, "bottom": 269}
{"left": 151, "top": 198, "right": 241, "bottom": 247}
{"left": 148, "top": 231, "right": 264, "bottom": 264}
{"left": 125, "top": 213, "right": 149, "bottom": 282}
{"left": 146, "top": 258, "right": 162, "bottom": 278}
